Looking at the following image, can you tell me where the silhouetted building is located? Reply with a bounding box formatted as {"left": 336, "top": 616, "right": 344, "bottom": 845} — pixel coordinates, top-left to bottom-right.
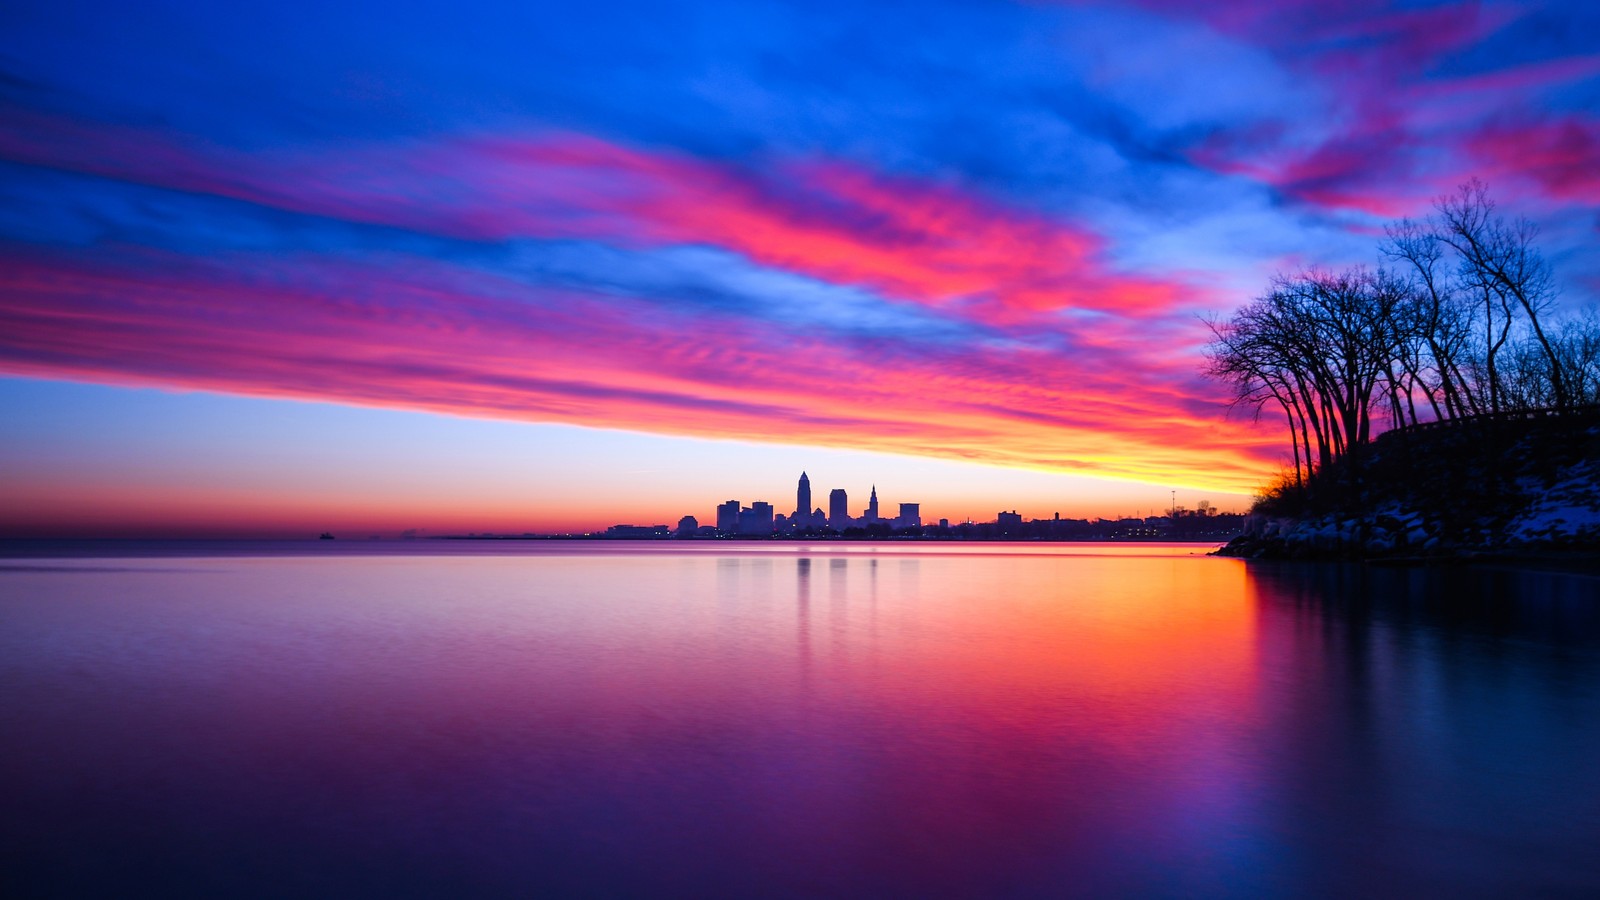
{"left": 997, "top": 510, "right": 1022, "bottom": 535}
{"left": 864, "top": 485, "right": 880, "bottom": 524}
{"left": 897, "top": 502, "right": 920, "bottom": 529}
{"left": 829, "top": 488, "right": 848, "bottom": 528}
{"left": 796, "top": 472, "right": 812, "bottom": 526}
{"left": 605, "top": 524, "right": 670, "bottom": 539}
{"left": 677, "top": 515, "right": 698, "bottom": 537}
{"left": 738, "top": 501, "right": 774, "bottom": 535}
{"left": 717, "top": 500, "right": 740, "bottom": 533}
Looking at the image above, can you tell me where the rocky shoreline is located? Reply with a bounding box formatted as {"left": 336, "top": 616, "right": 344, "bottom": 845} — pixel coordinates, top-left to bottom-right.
{"left": 1213, "top": 511, "right": 1600, "bottom": 565}
{"left": 1214, "top": 485, "right": 1600, "bottom": 565}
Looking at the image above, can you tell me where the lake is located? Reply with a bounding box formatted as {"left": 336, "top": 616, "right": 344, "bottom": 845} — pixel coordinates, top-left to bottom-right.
{"left": 2, "top": 542, "right": 1598, "bottom": 897}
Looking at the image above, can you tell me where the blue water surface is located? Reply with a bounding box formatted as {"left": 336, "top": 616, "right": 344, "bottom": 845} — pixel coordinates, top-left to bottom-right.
{"left": 2, "top": 542, "right": 1598, "bottom": 897}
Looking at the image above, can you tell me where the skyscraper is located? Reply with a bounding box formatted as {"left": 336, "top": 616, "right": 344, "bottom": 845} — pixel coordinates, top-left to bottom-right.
{"left": 716, "top": 500, "right": 740, "bottom": 533}
{"left": 829, "top": 488, "right": 848, "bottom": 528}
{"left": 898, "top": 502, "right": 920, "bottom": 529}
{"left": 739, "top": 501, "right": 774, "bottom": 534}
{"left": 796, "top": 472, "right": 811, "bottom": 524}
{"left": 865, "top": 485, "right": 879, "bottom": 523}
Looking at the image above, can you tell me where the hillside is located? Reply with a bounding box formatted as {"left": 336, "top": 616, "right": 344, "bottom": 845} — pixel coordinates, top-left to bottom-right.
{"left": 1218, "top": 407, "right": 1600, "bottom": 561}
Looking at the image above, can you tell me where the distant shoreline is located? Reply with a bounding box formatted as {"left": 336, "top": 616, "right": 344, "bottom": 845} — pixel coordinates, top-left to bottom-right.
{"left": 438, "top": 533, "right": 1238, "bottom": 543}
{"left": 0, "top": 536, "right": 1233, "bottom": 560}
{"left": 0, "top": 535, "right": 1234, "bottom": 547}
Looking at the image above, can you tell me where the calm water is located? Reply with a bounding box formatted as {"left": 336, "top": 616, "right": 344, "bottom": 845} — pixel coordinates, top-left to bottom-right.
{"left": 3, "top": 542, "right": 1599, "bottom": 897}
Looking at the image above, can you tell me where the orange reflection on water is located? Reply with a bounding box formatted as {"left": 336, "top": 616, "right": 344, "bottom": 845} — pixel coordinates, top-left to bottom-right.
{"left": 7, "top": 544, "right": 1598, "bottom": 895}
{"left": 0, "top": 545, "right": 1264, "bottom": 895}
{"left": 767, "top": 548, "right": 1263, "bottom": 888}
{"left": 780, "top": 548, "right": 1257, "bottom": 756}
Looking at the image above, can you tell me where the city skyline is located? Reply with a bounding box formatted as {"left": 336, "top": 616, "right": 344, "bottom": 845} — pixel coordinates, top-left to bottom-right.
{"left": 0, "top": 382, "right": 1244, "bottom": 537}
{"left": 708, "top": 472, "right": 923, "bottom": 535}
{"left": 597, "top": 470, "right": 1235, "bottom": 540}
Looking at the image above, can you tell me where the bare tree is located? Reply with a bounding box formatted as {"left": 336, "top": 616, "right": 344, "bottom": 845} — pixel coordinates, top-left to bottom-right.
{"left": 1204, "top": 180, "right": 1590, "bottom": 510}
{"left": 1205, "top": 308, "right": 1311, "bottom": 488}
{"left": 1434, "top": 180, "right": 1568, "bottom": 408}
{"left": 1552, "top": 312, "right": 1600, "bottom": 405}
{"left": 1204, "top": 267, "right": 1404, "bottom": 481}
{"left": 1384, "top": 219, "right": 1477, "bottom": 418}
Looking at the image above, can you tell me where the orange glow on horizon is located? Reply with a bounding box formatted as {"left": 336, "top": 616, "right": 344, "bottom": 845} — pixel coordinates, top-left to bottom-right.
{"left": 0, "top": 251, "right": 1284, "bottom": 514}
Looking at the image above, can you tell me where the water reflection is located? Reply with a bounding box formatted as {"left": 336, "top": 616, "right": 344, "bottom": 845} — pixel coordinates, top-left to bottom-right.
{"left": 0, "top": 548, "right": 1595, "bottom": 896}
{"left": 1245, "top": 562, "right": 1600, "bottom": 896}
{"left": 796, "top": 557, "right": 812, "bottom": 685}
{"left": 828, "top": 558, "right": 848, "bottom": 664}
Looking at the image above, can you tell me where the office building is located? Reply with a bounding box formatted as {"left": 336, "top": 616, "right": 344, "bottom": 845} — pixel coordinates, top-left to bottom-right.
{"left": 717, "top": 500, "right": 740, "bottom": 533}
{"left": 738, "top": 501, "right": 774, "bottom": 534}
{"left": 897, "top": 502, "right": 920, "bottom": 529}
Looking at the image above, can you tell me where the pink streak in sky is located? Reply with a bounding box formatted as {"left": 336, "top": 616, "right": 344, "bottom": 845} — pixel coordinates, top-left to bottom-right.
{"left": 0, "top": 248, "right": 1280, "bottom": 494}
{"left": 1145, "top": 0, "right": 1600, "bottom": 218}
{"left": 0, "top": 110, "right": 1188, "bottom": 323}
{"left": 0, "top": 107, "right": 1278, "bottom": 492}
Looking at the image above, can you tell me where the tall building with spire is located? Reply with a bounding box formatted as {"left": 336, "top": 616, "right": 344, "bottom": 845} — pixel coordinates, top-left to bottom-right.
{"left": 865, "top": 485, "right": 879, "bottom": 524}
{"left": 796, "top": 472, "right": 811, "bottom": 525}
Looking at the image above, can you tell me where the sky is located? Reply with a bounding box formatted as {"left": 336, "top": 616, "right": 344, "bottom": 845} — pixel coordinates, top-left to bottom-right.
{"left": 1, "top": 0, "right": 1598, "bottom": 537}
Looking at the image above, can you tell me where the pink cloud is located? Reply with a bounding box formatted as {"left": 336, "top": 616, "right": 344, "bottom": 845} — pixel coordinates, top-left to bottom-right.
{"left": 1467, "top": 116, "right": 1600, "bottom": 205}
{"left": 0, "top": 110, "right": 1192, "bottom": 323}
{"left": 0, "top": 249, "right": 1281, "bottom": 493}
{"left": 1150, "top": 2, "right": 1600, "bottom": 219}
{"left": 0, "top": 99, "right": 1271, "bottom": 493}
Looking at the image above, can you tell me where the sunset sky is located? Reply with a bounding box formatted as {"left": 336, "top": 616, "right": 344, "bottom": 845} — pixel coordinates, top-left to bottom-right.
{"left": 2, "top": 0, "right": 1598, "bottom": 536}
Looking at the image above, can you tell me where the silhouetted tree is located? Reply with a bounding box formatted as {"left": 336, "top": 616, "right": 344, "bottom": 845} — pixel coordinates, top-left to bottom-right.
{"left": 1387, "top": 181, "right": 1575, "bottom": 412}
{"left": 1384, "top": 218, "right": 1479, "bottom": 418}
{"left": 1435, "top": 180, "right": 1567, "bottom": 408}
{"left": 1205, "top": 267, "right": 1407, "bottom": 481}
{"left": 1206, "top": 181, "right": 1592, "bottom": 508}
{"left": 1554, "top": 312, "right": 1600, "bottom": 404}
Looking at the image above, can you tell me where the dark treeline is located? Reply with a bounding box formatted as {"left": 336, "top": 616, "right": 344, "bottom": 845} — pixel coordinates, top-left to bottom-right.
{"left": 1206, "top": 181, "right": 1600, "bottom": 504}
